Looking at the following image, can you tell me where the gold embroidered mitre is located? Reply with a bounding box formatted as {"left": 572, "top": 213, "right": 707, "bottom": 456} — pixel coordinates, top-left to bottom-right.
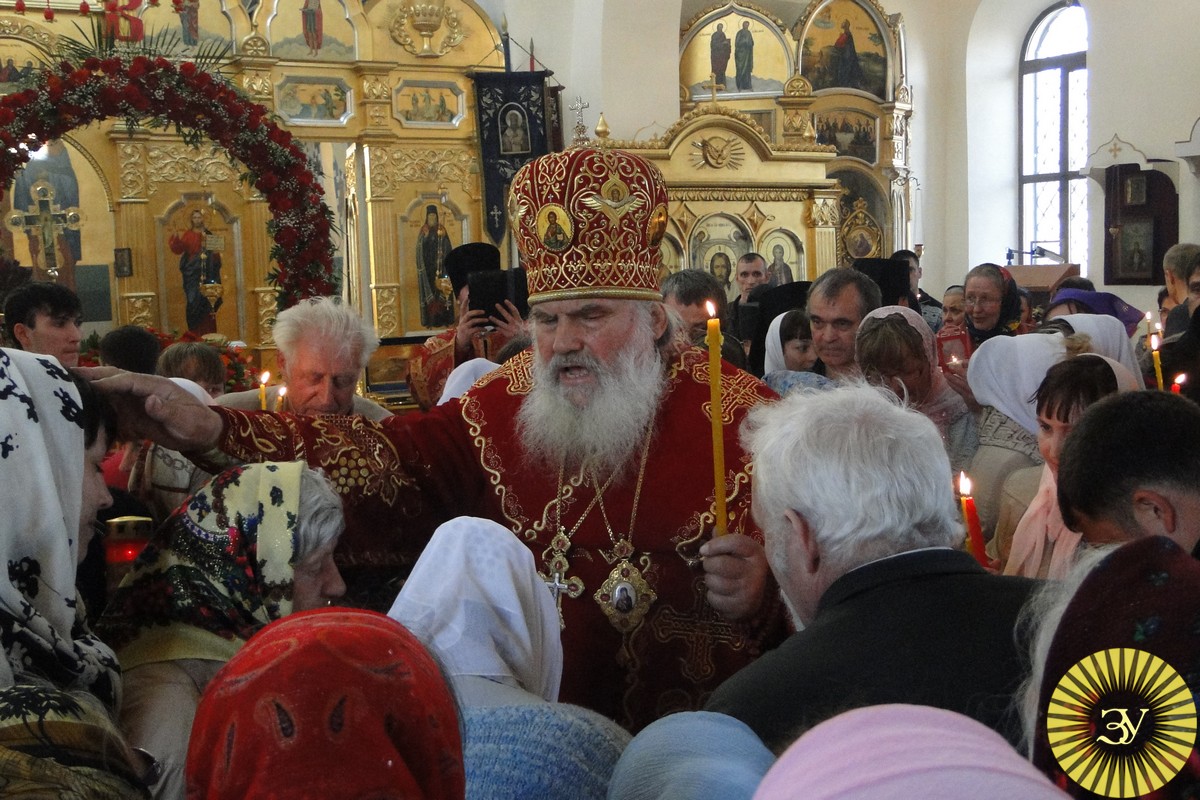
{"left": 507, "top": 147, "right": 669, "bottom": 305}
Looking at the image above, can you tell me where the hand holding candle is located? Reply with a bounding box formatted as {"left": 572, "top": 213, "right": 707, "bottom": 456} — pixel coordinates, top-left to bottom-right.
{"left": 258, "top": 371, "right": 270, "bottom": 411}
{"left": 958, "top": 472, "right": 986, "bottom": 566}
{"left": 705, "top": 301, "right": 728, "bottom": 536}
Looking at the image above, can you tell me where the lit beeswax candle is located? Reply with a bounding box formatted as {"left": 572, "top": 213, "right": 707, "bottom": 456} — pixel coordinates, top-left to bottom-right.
{"left": 705, "top": 301, "right": 727, "bottom": 536}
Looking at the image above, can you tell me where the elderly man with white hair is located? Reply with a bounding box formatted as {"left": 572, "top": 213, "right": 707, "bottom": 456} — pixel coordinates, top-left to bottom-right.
{"left": 218, "top": 296, "right": 390, "bottom": 420}
{"left": 88, "top": 146, "right": 786, "bottom": 733}
{"left": 705, "top": 385, "right": 1038, "bottom": 751}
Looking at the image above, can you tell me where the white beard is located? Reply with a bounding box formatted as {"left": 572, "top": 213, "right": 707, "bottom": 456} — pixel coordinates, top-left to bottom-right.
{"left": 517, "top": 331, "right": 668, "bottom": 477}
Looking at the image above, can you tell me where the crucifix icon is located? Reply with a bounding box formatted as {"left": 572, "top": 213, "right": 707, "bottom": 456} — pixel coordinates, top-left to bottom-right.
{"left": 701, "top": 72, "right": 725, "bottom": 104}
{"left": 488, "top": 205, "right": 503, "bottom": 226}
{"left": 541, "top": 568, "right": 583, "bottom": 629}
{"left": 7, "top": 180, "right": 81, "bottom": 282}
{"left": 568, "top": 95, "right": 590, "bottom": 146}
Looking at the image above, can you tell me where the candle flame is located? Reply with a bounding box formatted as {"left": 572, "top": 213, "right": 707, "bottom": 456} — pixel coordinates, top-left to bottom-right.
{"left": 1146, "top": 311, "right": 1153, "bottom": 321}
{"left": 260, "top": 370, "right": 270, "bottom": 384}
{"left": 958, "top": 471, "right": 972, "bottom": 495}
{"left": 1175, "top": 374, "right": 1187, "bottom": 387}
{"left": 1151, "top": 334, "right": 1160, "bottom": 351}
{"left": 278, "top": 386, "right": 287, "bottom": 397}
{"left": 1156, "top": 322, "right": 1163, "bottom": 332}
{"left": 705, "top": 300, "right": 717, "bottom": 318}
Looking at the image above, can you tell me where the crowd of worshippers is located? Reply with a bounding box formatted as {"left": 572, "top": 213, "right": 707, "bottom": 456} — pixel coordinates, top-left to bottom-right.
{"left": 2, "top": 146, "right": 1200, "bottom": 799}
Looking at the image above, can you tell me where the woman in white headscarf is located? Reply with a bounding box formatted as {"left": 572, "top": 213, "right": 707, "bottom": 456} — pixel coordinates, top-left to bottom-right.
{"left": 1001, "top": 354, "right": 1137, "bottom": 578}
{"left": 389, "top": 516, "right": 629, "bottom": 800}
{"left": 0, "top": 347, "right": 148, "bottom": 797}
{"left": 966, "top": 314, "right": 1144, "bottom": 543}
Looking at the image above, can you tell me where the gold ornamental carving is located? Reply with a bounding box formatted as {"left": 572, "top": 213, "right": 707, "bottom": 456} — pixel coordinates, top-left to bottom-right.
{"left": 344, "top": 149, "right": 357, "bottom": 195}
{"left": 369, "top": 147, "right": 475, "bottom": 197}
{"left": 742, "top": 202, "right": 770, "bottom": 235}
{"left": 690, "top": 136, "right": 745, "bottom": 170}
{"left": 254, "top": 289, "right": 278, "bottom": 347}
{"left": 0, "top": 17, "right": 55, "bottom": 49}
{"left": 122, "top": 293, "right": 156, "bottom": 327}
{"left": 240, "top": 33, "right": 269, "bottom": 57}
{"left": 783, "top": 74, "right": 813, "bottom": 97}
{"left": 809, "top": 197, "right": 840, "bottom": 228}
{"left": 118, "top": 143, "right": 147, "bottom": 199}
{"left": 670, "top": 187, "right": 814, "bottom": 203}
{"left": 672, "top": 202, "right": 697, "bottom": 234}
{"left": 367, "top": 105, "right": 388, "bottom": 128}
{"left": 243, "top": 72, "right": 273, "bottom": 99}
{"left": 372, "top": 284, "right": 401, "bottom": 337}
{"left": 389, "top": 2, "right": 465, "bottom": 58}
{"left": 363, "top": 76, "right": 390, "bottom": 100}
{"left": 145, "top": 145, "right": 240, "bottom": 192}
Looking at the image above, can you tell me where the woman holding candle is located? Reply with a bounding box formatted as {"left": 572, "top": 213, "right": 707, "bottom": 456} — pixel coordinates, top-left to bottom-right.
{"left": 1001, "top": 355, "right": 1137, "bottom": 579}
{"left": 856, "top": 305, "right": 979, "bottom": 474}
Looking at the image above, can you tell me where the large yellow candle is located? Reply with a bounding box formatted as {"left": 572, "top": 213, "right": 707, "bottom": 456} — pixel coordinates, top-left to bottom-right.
{"left": 259, "top": 370, "right": 270, "bottom": 411}
{"left": 1151, "top": 335, "right": 1164, "bottom": 391}
{"left": 705, "top": 301, "right": 728, "bottom": 536}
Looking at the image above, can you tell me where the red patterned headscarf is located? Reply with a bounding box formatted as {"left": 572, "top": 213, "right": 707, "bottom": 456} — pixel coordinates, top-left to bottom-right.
{"left": 186, "top": 608, "right": 465, "bottom": 799}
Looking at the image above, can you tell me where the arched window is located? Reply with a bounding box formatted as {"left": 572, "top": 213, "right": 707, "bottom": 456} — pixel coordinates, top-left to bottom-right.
{"left": 1020, "top": 3, "right": 1087, "bottom": 266}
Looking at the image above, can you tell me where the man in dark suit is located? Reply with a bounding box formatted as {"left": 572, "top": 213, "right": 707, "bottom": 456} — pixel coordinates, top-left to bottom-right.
{"left": 706, "top": 385, "right": 1038, "bottom": 751}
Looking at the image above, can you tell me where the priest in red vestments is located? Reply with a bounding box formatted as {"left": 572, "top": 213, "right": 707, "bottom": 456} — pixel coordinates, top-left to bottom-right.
{"left": 89, "top": 146, "right": 786, "bottom": 732}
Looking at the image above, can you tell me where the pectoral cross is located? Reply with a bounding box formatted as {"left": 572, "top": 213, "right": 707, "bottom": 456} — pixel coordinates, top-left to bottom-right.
{"left": 542, "top": 569, "right": 584, "bottom": 630}
{"left": 701, "top": 72, "right": 725, "bottom": 104}
{"left": 568, "top": 95, "right": 590, "bottom": 146}
{"left": 7, "top": 180, "right": 81, "bottom": 281}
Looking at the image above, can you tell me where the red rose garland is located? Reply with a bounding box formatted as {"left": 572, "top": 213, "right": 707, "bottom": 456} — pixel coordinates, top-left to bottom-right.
{"left": 0, "top": 56, "right": 337, "bottom": 309}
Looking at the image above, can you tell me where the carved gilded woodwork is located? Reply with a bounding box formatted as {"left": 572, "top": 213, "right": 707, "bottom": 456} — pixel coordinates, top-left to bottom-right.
{"left": 367, "top": 147, "right": 475, "bottom": 198}
{"left": 122, "top": 293, "right": 156, "bottom": 328}
{"left": 372, "top": 284, "right": 401, "bottom": 338}
{"left": 389, "top": 3, "right": 466, "bottom": 57}
{"left": 254, "top": 288, "right": 278, "bottom": 347}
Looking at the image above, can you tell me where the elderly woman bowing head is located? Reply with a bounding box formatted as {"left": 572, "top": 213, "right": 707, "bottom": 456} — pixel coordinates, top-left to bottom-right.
{"left": 0, "top": 347, "right": 153, "bottom": 796}
{"left": 97, "top": 461, "right": 346, "bottom": 800}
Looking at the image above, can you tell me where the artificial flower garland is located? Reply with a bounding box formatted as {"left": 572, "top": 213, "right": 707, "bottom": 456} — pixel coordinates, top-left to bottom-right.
{"left": 0, "top": 55, "right": 337, "bottom": 309}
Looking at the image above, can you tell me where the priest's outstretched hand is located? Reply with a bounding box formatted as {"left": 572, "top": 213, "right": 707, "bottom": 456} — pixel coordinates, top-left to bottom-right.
{"left": 699, "top": 533, "right": 770, "bottom": 621}
{"left": 78, "top": 367, "right": 224, "bottom": 453}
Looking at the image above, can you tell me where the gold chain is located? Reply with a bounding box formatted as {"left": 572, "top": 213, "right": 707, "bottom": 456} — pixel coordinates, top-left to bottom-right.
{"left": 595, "top": 433, "right": 652, "bottom": 548}
{"left": 555, "top": 461, "right": 620, "bottom": 543}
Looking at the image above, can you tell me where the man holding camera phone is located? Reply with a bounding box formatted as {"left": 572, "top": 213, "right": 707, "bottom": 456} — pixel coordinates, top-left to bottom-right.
{"left": 408, "top": 242, "right": 528, "bottom": 409}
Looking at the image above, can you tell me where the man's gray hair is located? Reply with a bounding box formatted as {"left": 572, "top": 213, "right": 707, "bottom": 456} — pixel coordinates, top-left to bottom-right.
{"left": 293, "top": 465, "right": 345, "bottom": 562}
{"left": 273, "top": 297, "right": 379, "bottom": 371}
{"left": 807, "top": 268, "right": 882, "bottom": 320}
{"left": 742, "top": 383, "right": 961, "bottom": 578}
{"left": 1163, "top": 243, "right": 1200, "bottom": 283}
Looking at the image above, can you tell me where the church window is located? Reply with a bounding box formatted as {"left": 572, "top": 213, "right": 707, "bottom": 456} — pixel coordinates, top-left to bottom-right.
{"left": 1020, "top": 3, "right": 1088, "bottom": 266}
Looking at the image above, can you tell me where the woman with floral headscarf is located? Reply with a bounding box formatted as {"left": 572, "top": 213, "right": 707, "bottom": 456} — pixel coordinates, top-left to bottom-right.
{"left": 97, "top": 461, "right": 346, "bottom": 800}
{"left": 0, "top": 347, "right": 148, "bottom": 797}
